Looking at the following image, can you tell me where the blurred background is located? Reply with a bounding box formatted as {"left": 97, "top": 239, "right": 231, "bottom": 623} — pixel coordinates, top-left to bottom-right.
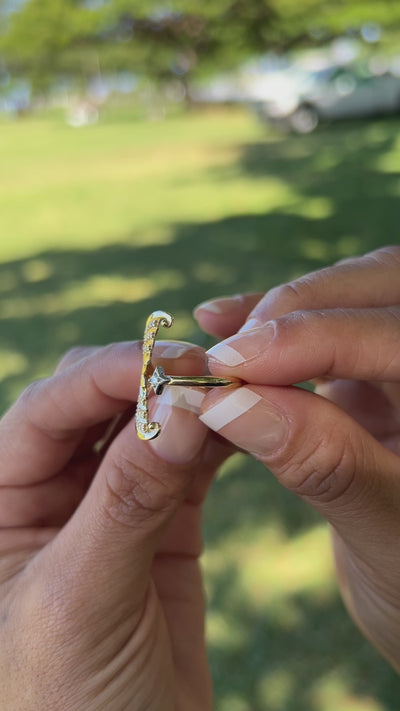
{"left": 1, "top": 1, "right": 400, "bottom": 708}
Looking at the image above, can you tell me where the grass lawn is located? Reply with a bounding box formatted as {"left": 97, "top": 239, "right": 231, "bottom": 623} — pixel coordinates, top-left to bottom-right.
{"left": 1, "top": 105, "right": 400, "bottom": 709}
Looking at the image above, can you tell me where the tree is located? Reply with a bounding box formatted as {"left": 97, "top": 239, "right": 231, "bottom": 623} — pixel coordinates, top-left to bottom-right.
{"left": 2, "top": 0, "right": 400, "bottom": 95}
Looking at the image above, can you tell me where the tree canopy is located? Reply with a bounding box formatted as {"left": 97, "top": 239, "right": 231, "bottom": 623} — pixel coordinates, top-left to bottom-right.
{"left": 2, "top": 0, "right": 400, "bottom": 93}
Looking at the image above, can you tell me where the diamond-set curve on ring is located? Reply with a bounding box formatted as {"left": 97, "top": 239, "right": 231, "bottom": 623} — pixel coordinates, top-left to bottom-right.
{"left": 135, "top": 311, "right": 173, "bottom": 441}
{"left": 135, "top": 311, "right": 243, "bottom": 440}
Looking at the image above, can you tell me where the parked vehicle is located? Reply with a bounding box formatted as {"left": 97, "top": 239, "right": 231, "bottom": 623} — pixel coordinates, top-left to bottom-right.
{"left": 253, "top": 64, "right": 400, "bottom": 133}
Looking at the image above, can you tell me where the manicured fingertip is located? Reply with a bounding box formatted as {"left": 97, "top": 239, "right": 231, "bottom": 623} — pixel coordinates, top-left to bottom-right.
{"left": 154, "top": 340, "right": 205, "bottom": 364}
{"left": 199, "top": 386, "right": 288, "bottom": 456}
{"left": 238, "top": 318, "right": 262, "bottom": 332}
{"left": 149, "top": 387, "right": 208, "bottom": 464}
{"left": 206, "top": 322, "right": 276, "bottom": 369}
{"left": 194, "top": 293, "right": 264, "bottom": 339}
{"left": 193, "top": 295, "right": 245, "bottom": 317}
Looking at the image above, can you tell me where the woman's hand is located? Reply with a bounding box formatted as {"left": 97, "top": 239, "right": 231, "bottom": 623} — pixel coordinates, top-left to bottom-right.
{"left": 0, "top": 340, "right": 230, "bottom": 710}
{"left": 194, "top": 245, "right": 400, "bottom": 671}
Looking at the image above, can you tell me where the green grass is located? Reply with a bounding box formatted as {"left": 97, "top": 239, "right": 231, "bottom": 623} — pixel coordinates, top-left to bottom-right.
{"left": 1, "top": 105, "right": 400, "bottom": 709}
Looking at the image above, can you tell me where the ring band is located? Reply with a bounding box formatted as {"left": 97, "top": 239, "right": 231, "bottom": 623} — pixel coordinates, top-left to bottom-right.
{"left": 135, "top": 310, "right": 241, "bottom": 440}
{"left": 149, "top": 365, "right": 241, "bottom": 395}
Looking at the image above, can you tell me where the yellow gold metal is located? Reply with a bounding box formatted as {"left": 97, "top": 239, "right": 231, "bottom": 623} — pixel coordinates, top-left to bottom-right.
{"left": 149, "top": 366, "right": 240, "bottom": 395}
{"left": 136, "top": 310, "right": 242, "bottom": 440}
{"left": 136, "top": 310, "right": 173, "bottom": 440}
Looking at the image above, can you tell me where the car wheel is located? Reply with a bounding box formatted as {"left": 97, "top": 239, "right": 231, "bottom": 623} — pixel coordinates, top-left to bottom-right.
{"left": 289, "top": 104, "right": 319, "bottom": 134}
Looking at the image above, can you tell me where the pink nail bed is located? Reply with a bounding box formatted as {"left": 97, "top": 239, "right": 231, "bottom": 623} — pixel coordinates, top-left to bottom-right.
{"left": 150, "top": 387, "right": 207, "bottom": 464}
{"left": 200, "top": 387, "right": 287, "bottom": 455}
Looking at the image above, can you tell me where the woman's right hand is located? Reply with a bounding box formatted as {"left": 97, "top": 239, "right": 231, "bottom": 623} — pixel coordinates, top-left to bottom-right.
{"left": 195, "top": 245, "right": 400, "bottom": 671}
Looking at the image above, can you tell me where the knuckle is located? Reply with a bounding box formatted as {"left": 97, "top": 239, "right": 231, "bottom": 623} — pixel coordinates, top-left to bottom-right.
{"left": 17, "top": 378, "right": 46, "bottom": 408}
{"left": 62, "top": 345, "right": 87, "bottom": 361}
{"left": 99, "top": 342, "right": 119, "bottom": 359}
{"left": 279, "top": 307, "right": 324, "bottom": 333}
{"left": 103, "top": 452, "right": 175, "bottom": 528}
{"left": 366, "top": 245, "right": 400, "bottom": 267}
{"left": 278, "top": 430, "right": 357, "bottom": 504}
{"left": 56, "top": 346, "right": 89, "bottom": 370}
{"left": 274, "top": 308, "right": 334, "bottom": 349}
{"left": 101, "top": 341, "right": 134, "bottom": 359}
{"left": 97, "top": 342, "right": 142, "bottom": 370}
{"left": 56, "top": 343, "right": 133, "bottom": 375}
{"left": 19, "top": 378, "right": 76, "bottom": 440}
{"left": 334, "top": 245, "right": 400, "bottom": 270}
{"left": 266, "top": 277, "right": 316, "bottom": 315}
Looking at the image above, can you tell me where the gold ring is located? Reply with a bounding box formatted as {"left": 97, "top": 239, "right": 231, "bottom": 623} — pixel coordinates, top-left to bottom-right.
{"left": 135, "top": 310, "right": 241, "bottom": 440}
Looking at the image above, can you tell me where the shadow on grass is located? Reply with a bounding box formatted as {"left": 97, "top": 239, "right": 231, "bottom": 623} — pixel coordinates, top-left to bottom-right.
{"left": 1, "top": 116, "right": 400, "bottom": 707}
{"left": 207, "top": 558, "right": 400, "bottom": 710}
{"left": 205, "top": 456, "right": 400, "bottom": 710}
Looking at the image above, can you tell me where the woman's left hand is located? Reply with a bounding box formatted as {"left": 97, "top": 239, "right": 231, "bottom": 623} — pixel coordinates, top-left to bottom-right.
{"left": 0, "top": 340, "right": 231, "bottom": 710}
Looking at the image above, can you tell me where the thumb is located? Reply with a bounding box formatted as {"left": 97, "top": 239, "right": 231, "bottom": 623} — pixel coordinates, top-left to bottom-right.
{"left": 199, "top": 385, "right": 400, "bottom": 560}
{"left": 35, "top": 390, "right": 210, "bottom": 641}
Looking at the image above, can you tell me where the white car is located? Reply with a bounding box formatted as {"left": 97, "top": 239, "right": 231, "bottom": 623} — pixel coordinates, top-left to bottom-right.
{"left": 254, "top": 64, "right": 400, "bottom": 133}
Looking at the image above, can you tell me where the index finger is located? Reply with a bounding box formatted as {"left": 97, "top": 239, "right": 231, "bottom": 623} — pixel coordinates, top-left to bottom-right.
{"left": 194, "top": 246, "right": 400, "bottom": 339}
{"left": 248, "top": 245, "right": 400, "bottom": 324}
{"left": 0, "top": 341, "right": 206, "bottom": 486}
{"left": 206, "top": 306, "right": 400, "bottom": 386}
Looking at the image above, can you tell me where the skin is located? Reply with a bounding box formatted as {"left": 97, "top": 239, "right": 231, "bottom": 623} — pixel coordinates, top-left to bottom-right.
{"left": 195, "top": 245, "right": 400, "bottom": 672}
{"left": 2, "top": 244, "right": 400, "bottom": 708}
{"left": 0, "top": 340, "right": 232, "bottom": 710}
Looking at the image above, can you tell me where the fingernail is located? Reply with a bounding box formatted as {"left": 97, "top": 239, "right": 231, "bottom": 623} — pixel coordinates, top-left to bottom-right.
{"left": 206, "top": 322, "right": 276, "bottom": 367}
{"left": 238, "top": 317, "right": 262, "bottom": 332}
{"left": 150, "top": 387, "right": 207, "bottom": 464}
{"left": 157, "top": 341, "right": 198, "bottom": 359}
{"left": 200, "top": 387, "right": 288, "bottom": 456}
{"left": 194, "top": 295, "right": 243, "bottom": 316}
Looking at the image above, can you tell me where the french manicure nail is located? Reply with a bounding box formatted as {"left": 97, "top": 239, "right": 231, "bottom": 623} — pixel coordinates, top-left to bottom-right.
{"left": 206, "top": 322, "right": 276, "bottom": 367}
{"left": 200, "top": 387, "right": 288, "bottom": 455}
{"left": 157, "top": 341, "right": 198, "bottom": 359}
{"left": 238, "top": 317, "right": 262, "bottom": 332}
{"left": 150, "top": 387, "right": 207, "bottom": 464}
{"left": 194, "top": 295, "right": 243, "bottom": 316}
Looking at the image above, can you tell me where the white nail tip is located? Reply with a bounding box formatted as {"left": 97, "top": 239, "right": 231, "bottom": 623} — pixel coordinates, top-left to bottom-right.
{"left": 200, "top": 388, "right": 262, "bottom": 431}
{"left": 197, "top": 301, "right": 225, "bottom": 314}
{"left": 207, "top": 343, "right": 245, "bottom": 366}
{"left": 160, "top": 344, "right": 193, "bottom": 358}
{"left": 196, "top": 296, "right": 243, "bottom": 314}
{"left": 239, "top": 318, "right": 261, "bottom": 332}
{"left": 155, "top": 387, "right": 206, "bottom": 415}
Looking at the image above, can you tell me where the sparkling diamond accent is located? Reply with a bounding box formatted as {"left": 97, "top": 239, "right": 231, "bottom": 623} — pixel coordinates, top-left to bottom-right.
{"left": 149, "top": 366, "right": 170, "bottom": 395}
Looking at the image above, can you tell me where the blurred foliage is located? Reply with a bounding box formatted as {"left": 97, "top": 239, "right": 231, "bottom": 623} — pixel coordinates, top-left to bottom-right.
{"left": 2, "top": 0, "right": 400, "bottom": 93}
{"left": 1, "top": 106, "right": 400, "bottom": 709}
